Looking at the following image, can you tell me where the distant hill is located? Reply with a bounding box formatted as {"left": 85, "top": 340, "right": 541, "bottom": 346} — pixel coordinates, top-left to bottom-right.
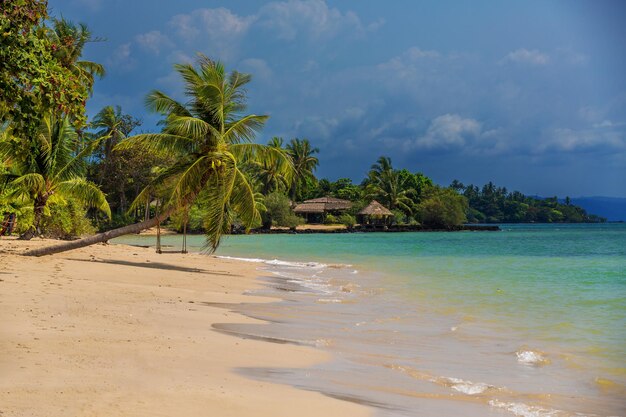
{"left": 568, "top": 197, "right": 626, "bottom": 222}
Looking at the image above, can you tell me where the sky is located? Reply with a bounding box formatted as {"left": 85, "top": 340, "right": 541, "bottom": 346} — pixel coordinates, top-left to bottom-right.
{"left": 48, "top": 0, "right": 626, "bottom": 197}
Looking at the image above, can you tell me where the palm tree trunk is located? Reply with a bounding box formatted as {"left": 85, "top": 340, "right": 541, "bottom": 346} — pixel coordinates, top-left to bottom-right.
{"left": 19, "top": 195, "right": 48, "bottom": 240}
{"left": 22, "top": 210, "right": 171, "bottom": 257}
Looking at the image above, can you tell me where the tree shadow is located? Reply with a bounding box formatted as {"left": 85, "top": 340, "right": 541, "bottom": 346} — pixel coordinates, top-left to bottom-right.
{"left": 67, "top": 258, "right": 240, "bottom": 277}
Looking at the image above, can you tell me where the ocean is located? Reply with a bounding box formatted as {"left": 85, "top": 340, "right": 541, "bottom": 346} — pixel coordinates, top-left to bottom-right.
{"left": 113, "top": 223, "right": 626, "bottom": 416}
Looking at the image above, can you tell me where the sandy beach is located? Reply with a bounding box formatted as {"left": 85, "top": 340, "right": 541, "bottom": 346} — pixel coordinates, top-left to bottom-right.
{"left": 0, "top": 237, "right": 370, "bottom": 417}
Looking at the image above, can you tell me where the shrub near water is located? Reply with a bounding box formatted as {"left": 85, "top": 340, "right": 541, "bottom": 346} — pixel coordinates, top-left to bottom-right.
{"left": 263, "top": 192, "right": 304, "bottom": 229}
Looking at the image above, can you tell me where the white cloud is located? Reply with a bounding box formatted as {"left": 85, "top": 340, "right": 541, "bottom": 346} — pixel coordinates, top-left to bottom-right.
{"left": 107, "top": 43, "right": 136, "bottom": 71}
{"left": 539, "top": 127, "right": 626, "bottom": 153}
{"left": 504, "top": 48, "right": 550, "bottom": 66}
{"left": 593, "top": 120, "right": 614, "bottom": 128}
{"left": 167, "top": 50, "right": 194, "bottom": 65}
{"left": 239, "top": 58, "right": 273, "bottom": 80}
{"left": 377, "top": 47, "right": 440, "bottom": 80}
{"left": 169, "top": 7, "right": 255, "bottom": 59}
{"left": 411, "top": 114, "right": 482, "bottom": 149}
{"left": 135, "top": 31, "right": 173, "bottom": 55}
{"left": 170, "top": 8, "right": 254, "bottom": 41}
{"left": 257, "top": 0, "right": 370, "bottom": 40}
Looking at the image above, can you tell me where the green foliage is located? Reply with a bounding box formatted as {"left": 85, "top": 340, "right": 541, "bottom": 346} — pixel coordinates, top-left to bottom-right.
{"left": 170, "top": 204, "right": 206, "bottom": 233}
{"left": 39, "top": 200, "right": 96, "bottom": 238}
{"left": 337, "top": 213, "right": 356, "bottom": 228}
{"left": 457, "top": 181, "right": 603, "bottom": 223}
{"left": 418, "top": 187, "right": 468, "bottom": 228}
{"left": 1, "top": 115, "right": 110, "bottom": 237}
{"left": 364, "top": 157, "right": 417, "bottom": 215}
{"left": 86, "top": 106, "right": 162, "bottom": 217}
{"left": 324, "top": 213, "right": 338, "bottom": 225}
{"left": 0, "top": 1, "right": 91, "bottom": 137}
{"left": 285, "top": 138, "right": 319, "bottom": 201}
{"left": 117, "top": 55, "right": 292, "bottom": 251}
{"left": 262, "top": 192, "right": 302, "bottom": 228}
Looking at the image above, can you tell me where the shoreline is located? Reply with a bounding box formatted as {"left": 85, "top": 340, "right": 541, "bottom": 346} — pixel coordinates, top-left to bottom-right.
{"left": 0, "top": 238, "right": 370, "bottom": 417}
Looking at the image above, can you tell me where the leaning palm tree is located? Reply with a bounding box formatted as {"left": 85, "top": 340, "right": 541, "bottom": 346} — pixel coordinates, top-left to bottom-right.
{"left": 286, "top": 138, "right": 319, "bottom": 201}
{"left": 0, "top": 115, "right": 111, "bottom": 239}
{"left": 23, "top": 55, "right": 291, "bottom": 256}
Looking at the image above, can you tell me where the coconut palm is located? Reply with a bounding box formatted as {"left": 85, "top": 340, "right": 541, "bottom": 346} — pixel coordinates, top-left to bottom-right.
{"left": 249, "top": 137, "right": 290, "bottom": 195}
{"left": 366, "top": 156, "right": 414, "bottom": 214}
{"left": 23, "top": 55, "right": 291, "bottom": 256}
{"left": 90, "top": 105, "right": 128, "bottom": 159}
{"left": 47, "top": 18, "right": 105, "bottom": 94}
{"left": 286, "top": 138, "right": 318, "bottom": 201}
{"left": 0, "top": 115, "right": 111, "bottom": 239}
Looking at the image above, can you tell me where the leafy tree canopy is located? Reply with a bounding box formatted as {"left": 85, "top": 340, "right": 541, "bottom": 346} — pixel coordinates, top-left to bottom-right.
{"left": 0, "top": 0, "right": 91, "bottom": 137}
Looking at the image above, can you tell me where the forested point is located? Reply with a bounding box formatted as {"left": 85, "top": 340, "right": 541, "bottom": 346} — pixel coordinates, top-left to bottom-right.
{"left": 0, "top": 0, "right": 605, "bottom": 251}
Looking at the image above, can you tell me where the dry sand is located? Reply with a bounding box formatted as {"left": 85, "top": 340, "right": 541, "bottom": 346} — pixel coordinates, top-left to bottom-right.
{"left": 0, "top": 237, "right": 370, "bottom": 417}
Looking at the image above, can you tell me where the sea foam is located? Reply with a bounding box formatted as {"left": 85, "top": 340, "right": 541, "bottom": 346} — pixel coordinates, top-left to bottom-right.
{"left": 516, "top": 350, "right": 550, "bottom": 365}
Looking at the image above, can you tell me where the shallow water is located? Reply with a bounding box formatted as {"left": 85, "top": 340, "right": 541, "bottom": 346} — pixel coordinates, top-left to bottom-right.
{"left": 114, "top": 223, "right": 626, "bottom": 416}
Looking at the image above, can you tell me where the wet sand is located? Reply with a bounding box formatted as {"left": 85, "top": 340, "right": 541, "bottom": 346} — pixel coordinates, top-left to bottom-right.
{"left": 0, "top": 237, "right": 370, "bottom": 417}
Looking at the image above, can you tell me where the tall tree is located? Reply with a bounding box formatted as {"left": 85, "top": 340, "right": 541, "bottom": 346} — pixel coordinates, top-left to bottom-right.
{"left": 24, "top": 55, "right": 291, "bottom": 256}
{"left": 0, "top": 115, "right": 111, "bottom": 238}
{"left": 88, "top": 105, "right": 145, "bottom": 214}
{"left": 47, "top": 18, "right": 105, "bottom": 95}
{"left": 286, "top": 138, "right": 319, "bottom": 201}
{"left": 0, "top": 1, "right": 90, "bottom": 137}
{"left": 248, "top": 137, "right": 290, "bottom": 195}
{"left": 365, "top": 156, "right": 414, "bottom": 214}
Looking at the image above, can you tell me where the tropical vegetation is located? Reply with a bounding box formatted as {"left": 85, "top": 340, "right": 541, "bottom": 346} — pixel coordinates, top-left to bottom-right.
{"left": 0, "top": 0, "right": 605, "bottom": 257}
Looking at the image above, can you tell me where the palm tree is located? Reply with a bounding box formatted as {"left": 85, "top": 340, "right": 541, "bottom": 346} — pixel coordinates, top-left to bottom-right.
{"left": 249, "top": 137, "right": 290, "bottom": 195}
{"left": 89, "top": 105, "right": 142, "bottom": 213}
{"left": 90, "top": 105, "right": 127, "bottom": 160}
{"left": 47, "top": 18, "right": 105, "bottom": 94}
{"left": 23, "top": 55, "right": 291, "bottom": 256}
{"left": 0, "top": 115, "right": 111, "bottom": 239}
{"left": 366, "top": 156, "right": 414, "bottom": 214}
{"left": 286, "top": 138, "right": 319, "bottom": 201}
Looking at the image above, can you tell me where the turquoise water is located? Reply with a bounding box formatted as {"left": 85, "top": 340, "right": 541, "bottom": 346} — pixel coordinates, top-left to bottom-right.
{"left": 114, "top": 223, "right": 626, "bottom": 416}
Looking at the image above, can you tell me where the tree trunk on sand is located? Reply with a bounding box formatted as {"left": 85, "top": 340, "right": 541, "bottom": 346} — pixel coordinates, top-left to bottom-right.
{"left": 22, "top": 211, "right": 171, "bottom": 257}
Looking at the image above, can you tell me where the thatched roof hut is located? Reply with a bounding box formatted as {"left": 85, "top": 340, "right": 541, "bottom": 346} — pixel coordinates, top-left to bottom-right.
{"left": 358, "top": 200, "right": 393, "bottom": 225}
{"left": 293, "top": 197, "right": 352, "bottom": 214}
{"left": 358, "top": 200, "right": 393, "bottom": 217}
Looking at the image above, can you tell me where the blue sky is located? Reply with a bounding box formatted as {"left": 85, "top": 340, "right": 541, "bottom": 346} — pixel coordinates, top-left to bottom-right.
{"left": 49, "top": 0, "right": 626, "bottom": 197}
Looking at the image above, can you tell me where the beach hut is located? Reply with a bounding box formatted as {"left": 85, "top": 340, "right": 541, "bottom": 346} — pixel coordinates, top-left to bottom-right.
{"left": 358, "top": 200, "right": 393, "bottom": 226}
{"left": 293, "top": 197, "right": 352, "bottom": 223}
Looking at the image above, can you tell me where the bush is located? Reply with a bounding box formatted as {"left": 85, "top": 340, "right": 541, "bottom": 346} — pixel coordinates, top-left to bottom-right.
{"left": 39, "top": 201, "right": 96, "bottom": 239}
{"left": 391, "top": 209, "right": 407, "bottom": 225}
{"left": 418, "top": 187, "right": 468, "bottom": 228}
{"left": 338, "top": 213, "right": 356, "bottom": 228}
{"left": 324, "top": 214, "right": 338, "bottom": 224}
{"left": 263, "top": 192, "right": 303, "bottom": 228}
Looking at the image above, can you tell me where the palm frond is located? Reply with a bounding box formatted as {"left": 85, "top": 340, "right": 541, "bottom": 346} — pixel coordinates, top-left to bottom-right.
{"left": 231, "top": 143, "right": 294, "bottom": 184}
{"left": 201, "top": 154, "right": 237, "bottom": 253}
{"left": 145, "top": 90, "right": 191, "bottom": 117}
{"left": 115, "top": 133, "right": 196, "bottom": 156}
{"left": 56, "top": 177, "right": 112, "bottom": 219}
{"left": 223, "top": 114, "right": 269, "bottom": 144}
{"left": 165, "top": 116, "right": 210, "bottom": 141}
{"left": 11, "top": 173, "right": 46, "bottom": 195}
{"left": 230, "top": 167, "right": 260, "bottom": 230}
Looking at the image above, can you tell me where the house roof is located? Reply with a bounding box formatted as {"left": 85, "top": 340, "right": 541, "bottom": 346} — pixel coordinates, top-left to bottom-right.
{"left": 358, "top": 200, "right": 393, "bottom": 217}
{"left": 293, "top": 197, "right": 352, "bottom": 213}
